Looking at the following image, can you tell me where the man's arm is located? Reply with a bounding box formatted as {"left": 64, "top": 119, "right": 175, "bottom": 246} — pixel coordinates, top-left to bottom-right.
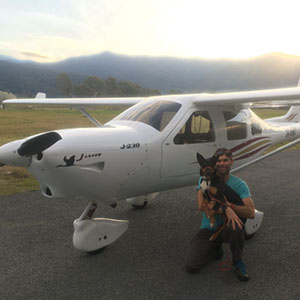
{"left": 224, "top": 197, "right": 255, "bottom": 230}
{"left": 197, "top": 190, "right": 205, "bottom": 211}
{"left": 227, "top": 197, "right": 255, "bottom": 219}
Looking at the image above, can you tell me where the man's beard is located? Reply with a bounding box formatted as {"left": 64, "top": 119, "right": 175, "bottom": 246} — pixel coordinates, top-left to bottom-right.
{"left": 217, "top": 168, "right": 230, "bottom": 176}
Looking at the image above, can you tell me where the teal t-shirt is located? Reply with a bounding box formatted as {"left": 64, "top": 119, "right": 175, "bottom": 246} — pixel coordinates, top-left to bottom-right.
{"left": 198, "top": 174, "right": 251, "bottom": 230}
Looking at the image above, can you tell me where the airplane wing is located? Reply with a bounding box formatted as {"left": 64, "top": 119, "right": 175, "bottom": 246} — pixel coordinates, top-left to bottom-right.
{"left": 2, "top": 96, "right": 145, "bottom": 108}
{"left": 3, "top": 87, "right": 300, "bottom": 109}
{"left": 192, "top": 87, "right": 300, "bottom": 107}
{"left": 1, "top": 94, "right": 146, "bottom": 127}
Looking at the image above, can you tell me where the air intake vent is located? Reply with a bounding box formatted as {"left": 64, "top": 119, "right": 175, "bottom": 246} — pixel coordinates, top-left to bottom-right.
{"left": 18, "top": 132, "right": 62, "bottom": 156}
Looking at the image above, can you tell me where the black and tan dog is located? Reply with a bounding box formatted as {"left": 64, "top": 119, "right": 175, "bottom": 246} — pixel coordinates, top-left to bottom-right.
{"left": 197, "top": 153, "right": 227, "bottom": 241}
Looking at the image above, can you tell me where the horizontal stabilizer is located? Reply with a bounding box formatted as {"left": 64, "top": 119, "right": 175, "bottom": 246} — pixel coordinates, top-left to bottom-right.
{"left": 266, "top": 106, "right": 300, "bottom": 123}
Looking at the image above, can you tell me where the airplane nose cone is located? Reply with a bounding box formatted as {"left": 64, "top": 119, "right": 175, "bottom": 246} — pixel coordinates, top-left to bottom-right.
{"left": 0, "top": 140, "right": 31, "bottom": 167}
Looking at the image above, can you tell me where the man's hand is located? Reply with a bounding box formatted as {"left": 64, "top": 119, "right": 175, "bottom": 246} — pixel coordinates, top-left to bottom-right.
{"left": 225, "top": 197, "right": 255, "bottom": 220}
{"left": 225, "top": 207, "right": 243, "bottom": 230}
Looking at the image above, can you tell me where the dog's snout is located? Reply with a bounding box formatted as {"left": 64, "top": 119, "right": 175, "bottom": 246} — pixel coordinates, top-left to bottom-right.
{"left": 203, "top": 167, "right": 214, "bottom": 177}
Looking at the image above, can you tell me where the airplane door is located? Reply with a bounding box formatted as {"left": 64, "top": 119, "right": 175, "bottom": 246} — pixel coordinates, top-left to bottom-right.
{"left": 161, "top": 109, "right": 221, "bottom": 177}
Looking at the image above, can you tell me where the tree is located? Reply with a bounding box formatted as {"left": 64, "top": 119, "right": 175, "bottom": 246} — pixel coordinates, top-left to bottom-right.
{"left": 104, "top": 77, "right": 121, "bottom": 96}
{"left": 118, "top": 81, "right": 141, "bottom": 96}
{"left": 72, "top": 75, "right": 162, "bottom": 97}
{"left": 167, "top": 89, "right": 183, "bottom": 95}
{"left": 84, "top": 76, "right": 106, "bottom": 97}
{"left": 139, "top": 87, "right": 161, "bottom": 96}
{"left": 56, "top": 73, "right": 73, "bottom": 96}
{"left": 73, "top": 84, "right": 92, "bottom": 97}
{"left": 0, "top": 91, "right": 16, "bottom": 102}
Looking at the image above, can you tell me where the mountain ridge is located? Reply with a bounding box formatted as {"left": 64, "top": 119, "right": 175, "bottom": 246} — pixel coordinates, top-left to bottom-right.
{"left": 1, "top": 52, "right": 300, "bottom": 96}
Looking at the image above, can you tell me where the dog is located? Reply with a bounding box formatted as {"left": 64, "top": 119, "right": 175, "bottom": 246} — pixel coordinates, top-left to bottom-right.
{"left": 197, "top": 153, "right": 227, "bottom": 241}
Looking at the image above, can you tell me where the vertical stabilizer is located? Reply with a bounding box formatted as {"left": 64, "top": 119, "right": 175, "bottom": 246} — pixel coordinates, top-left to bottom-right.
{"left": 266, "top": 77, "right": 300, "bottom": 123}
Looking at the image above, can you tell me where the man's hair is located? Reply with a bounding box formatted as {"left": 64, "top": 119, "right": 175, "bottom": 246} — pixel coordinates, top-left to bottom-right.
{"left": 213, "top": 148, "right": 232, "bottom": 159}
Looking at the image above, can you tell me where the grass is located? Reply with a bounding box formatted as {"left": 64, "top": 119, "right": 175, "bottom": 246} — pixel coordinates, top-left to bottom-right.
{"left": 253, "top": 108, "right": 288, "bottom": 119}
{"left": 0, "top": 107, "right": 124, "bottom": 144}
{"left": 0, "top": 106, "right": 294, "bottom": 196}
{"left": 0, "top": 166, "right": 37, "bottom": 195}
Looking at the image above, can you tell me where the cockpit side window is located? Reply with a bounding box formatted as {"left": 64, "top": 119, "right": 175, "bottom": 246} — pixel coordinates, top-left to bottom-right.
{"left": 251, "top": 123, "right": 262, "bottom": 135}
{"left": 223, "top": 111, "right": 247, "bottom": 140}
{"left": 174, "top": 111, "right": 215, "bottom": 144}
{"left": 114, "top": 100, "right": 181, "bottom": 131}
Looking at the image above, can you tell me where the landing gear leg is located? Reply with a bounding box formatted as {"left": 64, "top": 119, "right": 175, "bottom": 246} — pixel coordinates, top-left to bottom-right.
{"left": 73, "top": 202, "right": 129, "bottom": 252}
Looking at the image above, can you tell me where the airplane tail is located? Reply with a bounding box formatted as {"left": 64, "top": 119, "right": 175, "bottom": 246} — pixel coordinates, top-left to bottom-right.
{"left": 281, "top": 105, "right": 300, "bottom": 122}
{"left": 284, "top": 78, "right": 300, "bottom": 122}
{"left": 265, "top": 77, "right": 300, "bottom": 123}
{"left": 265, "top": 105, "right": 300, "bottom": 123}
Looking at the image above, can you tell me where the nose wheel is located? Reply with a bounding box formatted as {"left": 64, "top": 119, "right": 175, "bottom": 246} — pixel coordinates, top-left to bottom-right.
{"left": 73, "top": 202, "right": 129, "bottom": 252}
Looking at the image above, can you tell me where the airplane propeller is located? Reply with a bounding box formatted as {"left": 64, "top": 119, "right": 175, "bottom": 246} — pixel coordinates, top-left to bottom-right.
{"left": 0, "top": 132, "right": 62, "bottom": 167}
{"left": 17, "top": 132, "right": 62, "bottom": 156}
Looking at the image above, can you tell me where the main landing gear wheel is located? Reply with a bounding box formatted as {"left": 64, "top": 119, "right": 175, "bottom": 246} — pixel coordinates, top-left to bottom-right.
{"left": 245, "top": 232, "right": 256, "bottom": 240}
{"left": 126, "top": 193, "right": 159, "bottom": 209}
{"left": 87, "top": 246, "right": 108, "bottom": 255}
{"left": 131, "top": 201, "right": 148, "bottom": 209}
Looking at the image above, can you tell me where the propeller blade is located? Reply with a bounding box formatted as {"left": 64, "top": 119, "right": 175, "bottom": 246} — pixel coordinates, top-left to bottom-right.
{"left": 0, "top": 140, "right": 31, "bottom": 167}
{"left": 17, "top": 132, "right": 62, "bottom": 156}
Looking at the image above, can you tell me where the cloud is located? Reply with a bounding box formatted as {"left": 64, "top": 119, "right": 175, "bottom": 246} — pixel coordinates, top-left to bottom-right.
{"left": 20, "top": 52, "right": 49, "bottom": 60}
{"left": 1, "top": 0, "right": 300, "bottom": 61}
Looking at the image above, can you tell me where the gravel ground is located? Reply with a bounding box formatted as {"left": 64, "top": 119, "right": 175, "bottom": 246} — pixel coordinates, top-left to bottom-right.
{"left": 0, "top": 150, "right": 300, "bottom": 300}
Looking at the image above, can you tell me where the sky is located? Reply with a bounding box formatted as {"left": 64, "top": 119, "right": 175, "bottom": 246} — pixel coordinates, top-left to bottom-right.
{"left": 1, "top": 0, "right": 300, "bottom": 62}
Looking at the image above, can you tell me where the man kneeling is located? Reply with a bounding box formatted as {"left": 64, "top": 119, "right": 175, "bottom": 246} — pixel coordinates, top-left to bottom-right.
{"left": 185, "top": 148, "right": 255, "bottom": 281}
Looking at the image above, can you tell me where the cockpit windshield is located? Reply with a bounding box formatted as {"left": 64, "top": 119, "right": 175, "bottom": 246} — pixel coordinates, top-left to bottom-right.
{"left": 113, "top": 100, "right": 182, "bottom": 131}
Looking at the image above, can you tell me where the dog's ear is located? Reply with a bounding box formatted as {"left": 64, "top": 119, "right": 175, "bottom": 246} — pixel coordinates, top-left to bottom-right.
{"left": 197, "top": 153, "right": 206, "bottom": 167}
{"left": 210, "top": 155, "right": 218, "bottom": 167}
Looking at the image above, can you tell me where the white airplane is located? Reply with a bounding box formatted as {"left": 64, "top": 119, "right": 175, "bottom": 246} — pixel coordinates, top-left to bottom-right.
{"left": 2, "top": 83, "right": 300, "bottom": 252}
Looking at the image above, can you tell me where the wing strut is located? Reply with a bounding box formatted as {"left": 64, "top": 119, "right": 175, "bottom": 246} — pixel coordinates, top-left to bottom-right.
{"left": 77, "top": 108, "right": 103, "bottom": 127}
{"left": 232, "top": 137, "right": 300, "bottom": 173}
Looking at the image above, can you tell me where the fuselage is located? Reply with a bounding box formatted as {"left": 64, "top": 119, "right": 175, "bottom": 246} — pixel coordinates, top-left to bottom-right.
{"left": 1, "top": 96, "right": 300, "bottom": 204}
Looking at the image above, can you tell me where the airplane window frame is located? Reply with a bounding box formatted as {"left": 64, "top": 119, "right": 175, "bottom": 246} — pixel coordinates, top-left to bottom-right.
{"left": 251, "top": 123, "right": 263, "bottom": 135}
{"left": 223, "top": 111, "right": 248, "bottom": 140}
{"left": 173, "top": 111, "right": 215, "bottom": 144}
{"left": 114, "top": 100, "right": 182, "bottom": 131}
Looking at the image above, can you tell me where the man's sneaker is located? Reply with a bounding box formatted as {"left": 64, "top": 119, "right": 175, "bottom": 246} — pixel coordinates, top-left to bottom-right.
{"left": 233, "top": 260, "right": 250, "bottom": 281}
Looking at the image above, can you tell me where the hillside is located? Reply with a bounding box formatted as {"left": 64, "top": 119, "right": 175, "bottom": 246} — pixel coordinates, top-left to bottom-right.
{"left": 50, "top": 52, "right": 300, "bottom": 92}
{"left": 1, "top": 52, "right": 300, "bottom": 97}
{"left": 0, "top": 60, "right": 84, "bottom": 97}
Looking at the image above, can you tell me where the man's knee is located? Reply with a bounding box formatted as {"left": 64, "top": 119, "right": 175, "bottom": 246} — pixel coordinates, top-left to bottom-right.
{"left": 185, "top": 261, "right": 200, "bottom": 274}
{"left": 184, "top": 252, "right": 209, "bottom": 273}
{"left": 226, "top": 224, "right": 244, "bottom": 236}
{"left": 185, "top": 264, "right": 196, "bottom": 273}
{"left": 224, "top": 224, "right": 245, "bottom": 244}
